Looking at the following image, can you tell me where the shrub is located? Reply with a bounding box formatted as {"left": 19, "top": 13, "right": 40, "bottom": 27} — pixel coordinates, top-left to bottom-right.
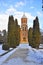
{"left": 2, "top": 44, "right": 9, "bottom": 50}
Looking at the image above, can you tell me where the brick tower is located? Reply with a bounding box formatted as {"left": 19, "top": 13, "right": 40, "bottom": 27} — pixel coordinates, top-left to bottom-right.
{"left": 20, "top": 14, "right": 28, "bottom": 43}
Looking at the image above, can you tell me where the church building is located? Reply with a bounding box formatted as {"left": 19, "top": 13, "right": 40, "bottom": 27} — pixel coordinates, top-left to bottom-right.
{"left": 20, "top": 14, "right": 28, "bottom": 44}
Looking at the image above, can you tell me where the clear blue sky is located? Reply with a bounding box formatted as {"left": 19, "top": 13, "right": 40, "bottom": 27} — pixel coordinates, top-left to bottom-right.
{"left": 0, "top": 0, "right": 43, "bottom": 30}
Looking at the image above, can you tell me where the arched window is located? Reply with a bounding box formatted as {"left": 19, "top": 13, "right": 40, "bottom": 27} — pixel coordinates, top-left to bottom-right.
{"left": 22, "top": 27, "right": 24, "bottom": 31}
{"left": 25, "top": 27, "right": 26, "bottom": 31}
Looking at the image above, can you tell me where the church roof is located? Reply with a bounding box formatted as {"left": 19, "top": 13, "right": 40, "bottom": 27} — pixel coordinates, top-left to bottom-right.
{"left": 22, "top": 14, "right": 27, "bottom": 18}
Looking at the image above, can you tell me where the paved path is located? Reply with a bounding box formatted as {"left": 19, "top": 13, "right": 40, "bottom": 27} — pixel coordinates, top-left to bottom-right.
{"left": 4, "top": 48, "right": 29, "bottom": 62}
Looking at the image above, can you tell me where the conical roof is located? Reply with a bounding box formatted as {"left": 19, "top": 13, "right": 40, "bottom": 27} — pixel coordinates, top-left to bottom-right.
{"left": 22, "top": 14, "right": 27, "bottom": 18}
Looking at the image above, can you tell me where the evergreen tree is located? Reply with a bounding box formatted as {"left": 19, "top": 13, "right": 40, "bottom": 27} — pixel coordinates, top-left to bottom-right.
{"left": 32, "top": 16, "right": 41, "bottom": 48}
{"left": 7, "top": 16, "right": 20, "bottom": 48}
{"left": 28, "top": 27, "right": 33, "bottom": 46}
{"left": 14, "top": 19, "right": 20, "bottom": 46}
{"left": 7, "top": 15, "right": 15, "bottom": 48}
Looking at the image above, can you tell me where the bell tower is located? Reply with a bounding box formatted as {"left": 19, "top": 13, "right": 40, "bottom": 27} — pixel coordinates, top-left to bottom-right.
{"left": 20, "top": 14, "right": 28, "bottom": 43}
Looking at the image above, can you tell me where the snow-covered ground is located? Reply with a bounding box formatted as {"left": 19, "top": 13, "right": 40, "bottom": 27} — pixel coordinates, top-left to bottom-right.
{"left": 0, "top": 44, "right": 7, "bottom": 55}
{"left": 0, "top": 44, "right": 43, "bottom": 65}
{"left": 0, "top": 47, "right": 18, "bottom": 65}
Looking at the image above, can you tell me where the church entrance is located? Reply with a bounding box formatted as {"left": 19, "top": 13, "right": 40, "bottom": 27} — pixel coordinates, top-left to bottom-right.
{"left": 23, "top": 37, "right": 26, "bottom": 42}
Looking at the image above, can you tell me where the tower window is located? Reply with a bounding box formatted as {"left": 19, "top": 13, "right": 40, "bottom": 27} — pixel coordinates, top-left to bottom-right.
{"left": 25, "top": 27, "right": 26, "bottom": 31}
{"left": 24, "top": 20, "right": 25, "bottom": 23}
{"left": 22, "top": 27, "right": 24, "bottom": 31}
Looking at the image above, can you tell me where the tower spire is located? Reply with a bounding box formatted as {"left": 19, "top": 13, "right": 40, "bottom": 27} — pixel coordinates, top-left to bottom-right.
{"left": 22, "top": 13, "right": 27, "bottom": 18}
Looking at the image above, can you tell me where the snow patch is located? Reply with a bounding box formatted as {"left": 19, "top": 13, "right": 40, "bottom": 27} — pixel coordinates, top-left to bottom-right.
{"left": 0, "top": 47, "right": 18, "bottom": 65}
{"left": 26, "top": 48, "right": 43, "bottom": 63}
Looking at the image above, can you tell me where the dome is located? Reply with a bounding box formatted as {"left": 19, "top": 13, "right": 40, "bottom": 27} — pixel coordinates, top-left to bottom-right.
{"left": 22, "top": 14, "right": 27, "bottom": 18}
